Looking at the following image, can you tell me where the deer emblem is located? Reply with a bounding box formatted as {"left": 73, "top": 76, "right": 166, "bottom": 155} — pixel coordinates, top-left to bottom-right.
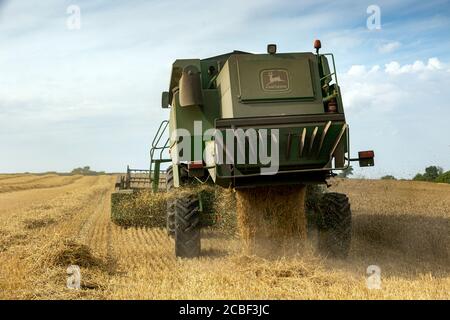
{"left": 261, "top": 69, "right": 289, "bottom": 91}
{"left": 267, "top": 71, "right": 284, "bottom": 84}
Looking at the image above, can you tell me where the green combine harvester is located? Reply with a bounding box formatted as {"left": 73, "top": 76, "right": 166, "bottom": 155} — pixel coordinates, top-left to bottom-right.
{"left": 113, "top": 40, "right": 374, "bottom": 258}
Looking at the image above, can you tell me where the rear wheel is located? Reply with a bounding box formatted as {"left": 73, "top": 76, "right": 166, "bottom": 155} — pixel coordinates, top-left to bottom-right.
{"left": 317, "top": 192, "right": 352, "bottom": 258}
{"left": 166, "top": 165, "right": 188, "bottom": 237}
{"left": 166, "top": 166, "right": 176, "bottom": 236}
{"left": 174, "top": 193, "right": 201, "bottom": 258}
{"left": 305, "top": 185, "right": 324, "bottom": 238}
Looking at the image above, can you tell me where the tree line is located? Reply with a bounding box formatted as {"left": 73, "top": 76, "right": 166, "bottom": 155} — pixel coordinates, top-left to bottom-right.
{"left": 70, "top": 166, "right": 105, "bottom": 176}
{"left": 337, "top": 165, "right": 450, "bottom": 184}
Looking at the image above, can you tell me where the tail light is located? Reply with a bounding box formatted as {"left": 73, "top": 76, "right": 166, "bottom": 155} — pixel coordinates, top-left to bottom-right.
{"left": 358, "top": 150, "right": 375, "bottom": 159}
{"left": 358, "top": 150, "right": 375, "bottom": 167}
{"left": 188, "top": 161, "right": 203, "bottom": 170}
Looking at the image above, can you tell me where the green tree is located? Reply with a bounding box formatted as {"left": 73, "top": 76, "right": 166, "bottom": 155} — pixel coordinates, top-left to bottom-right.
{"left": 338, "top": 166, "right": 353, "bottom": 178}
{"left": 435, "top": 171, "right": 450, "bottom": 184}
{"left": 70, "top": 166, "right": 105, "bottom": 176}
{"left": 413, "top": 166, "right": 445, "bottom": 182}
{"left": 381, "top": 175, "right": 396, "bottom": 180}
{"left": 423, "top": 166, "right": 443, "bottom": 181}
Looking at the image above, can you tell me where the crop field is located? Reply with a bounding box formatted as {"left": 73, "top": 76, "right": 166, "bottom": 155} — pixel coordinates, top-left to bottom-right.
{"left": 0, "top": 174, "right": 448, "bottom": 299}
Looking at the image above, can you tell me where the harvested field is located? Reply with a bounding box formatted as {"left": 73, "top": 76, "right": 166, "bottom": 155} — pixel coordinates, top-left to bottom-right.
{"left": 0, "top": 175, "right": 448, "bottom": 299}
{"left": 0, "top": 174, "right": 83, "bottom": 194}
{"left": 0, "top": 174, "right": 27, "bottom": 182}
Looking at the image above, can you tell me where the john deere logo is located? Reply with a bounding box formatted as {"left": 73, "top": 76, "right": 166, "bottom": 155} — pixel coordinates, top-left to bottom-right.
{"left": 261, "top": 69, "right": 289, "bottom": 92}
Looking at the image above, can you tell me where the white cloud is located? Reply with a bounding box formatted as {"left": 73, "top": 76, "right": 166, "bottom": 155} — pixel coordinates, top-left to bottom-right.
{"left": 340, "top": 57, "right": 450, "bottom": 179}
{"left": 347, "top": 64, "right": 381, "bottom": 77}
{"left": 369, "top": 65, "right": 380, "bottom": 73}
{"left": 347, "top": 65, "right": 367, "bottom": 77}
{"left": 377, "top": 41, "right": 401, "bottom": 54}
{"left": 384, "top": 58, "right": 444, "bottom": 75}
{"left": 427, "top": 57, "right": 443, "bottom": 70}
{"left": 341, "top": 57, "right": 448, "bottom": 111}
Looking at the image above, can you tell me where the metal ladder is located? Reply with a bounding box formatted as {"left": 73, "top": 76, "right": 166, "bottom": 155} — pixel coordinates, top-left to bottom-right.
{"left": 149, "top": 120, "right": 172, "bottom": 192}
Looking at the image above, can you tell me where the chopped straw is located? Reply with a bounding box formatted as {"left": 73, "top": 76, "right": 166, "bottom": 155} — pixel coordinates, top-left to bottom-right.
{"left": 236, "top": 185, "right": 307, "bottom": 256}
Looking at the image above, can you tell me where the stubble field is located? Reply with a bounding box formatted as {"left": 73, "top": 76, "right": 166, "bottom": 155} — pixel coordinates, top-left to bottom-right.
{"left": 0, "top": 174, "right": 448, "bottom": 299}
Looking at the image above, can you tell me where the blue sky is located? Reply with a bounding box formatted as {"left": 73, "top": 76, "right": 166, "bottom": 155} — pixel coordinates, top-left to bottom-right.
{"left": 0, "top": 0, "right": 449, "bottom": 178}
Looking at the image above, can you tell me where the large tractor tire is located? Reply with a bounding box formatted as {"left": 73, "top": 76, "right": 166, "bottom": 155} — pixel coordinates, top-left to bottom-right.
{"left": 166, "top": 166, "right": 176, "bottom": 236}
{"left": 174, "top": 193, "right": 201, "bottom": 258}
{"left": 165, "top": 165, "right": 188, "bottom": 237}
{"left": 305, "top": 185, "right": 324, "bottom": 238}
{"left": 317, "top": 192, "right": 352, "bottom": 258}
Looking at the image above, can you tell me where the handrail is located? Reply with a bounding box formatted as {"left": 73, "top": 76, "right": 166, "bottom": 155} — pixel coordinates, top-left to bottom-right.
{"left": 159, "top": 137, "right": 169, "bottom": 159}
{"left": 150, "top": 120, "right": 170, "bottom": 163}
{"left": 320, "top": 72, "right": 336, "bottom": 82}
{"left": 152, "top": 120, "right": 169, "bottom": 148}
{"left": 320, "top": 53, "right": 339, "bottom": 87}
{"left": 149, "top": 119, "right": 171, "bottom": 192}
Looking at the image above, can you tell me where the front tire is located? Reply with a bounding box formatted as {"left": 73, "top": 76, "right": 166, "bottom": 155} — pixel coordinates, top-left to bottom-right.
{"left": 317, "top": 192, "right": 352, "bottom": 258}
{"left": 166, "top": 165, "right": 188, "bottom": 237}
{"left": 166, "top": 166, "right": 176, "bottom": 236}
{"left": 174, "top": 193, "right": 201, "bottom": 258}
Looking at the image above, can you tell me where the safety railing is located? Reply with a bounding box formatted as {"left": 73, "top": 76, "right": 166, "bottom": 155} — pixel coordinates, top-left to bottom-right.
{"left": 149, "top": 120, "right": 172, "bottom": 192}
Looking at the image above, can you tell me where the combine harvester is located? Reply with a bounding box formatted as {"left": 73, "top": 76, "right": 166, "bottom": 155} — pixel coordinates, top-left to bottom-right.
{"left": 113, "top": 40, "right": 374, "bottom": 258}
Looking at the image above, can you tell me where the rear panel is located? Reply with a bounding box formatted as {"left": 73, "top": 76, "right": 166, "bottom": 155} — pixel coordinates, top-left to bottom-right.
{"left": 216, "top": 53, "right": 324, "bottom": 118}
{"left": 237, "top": 57, "right": 315, "bottom": 102}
